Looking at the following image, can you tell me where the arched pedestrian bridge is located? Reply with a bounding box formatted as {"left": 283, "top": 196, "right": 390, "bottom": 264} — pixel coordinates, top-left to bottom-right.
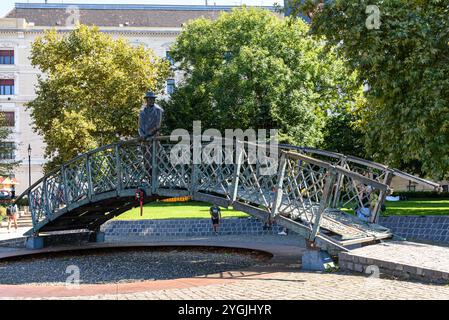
{"left": 16, "top": 136, "right": 440, "bottom": 254}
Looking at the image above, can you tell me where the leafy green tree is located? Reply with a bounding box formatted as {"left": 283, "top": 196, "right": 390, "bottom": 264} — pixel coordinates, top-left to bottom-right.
{"left": 288, "top": 0, "right": 449, "bottom": 179}
{"left": 321, "top": 112, "right": 366, "bottom": 158}
{"left": 162, "top": 7, "right": 362, "bottom": 146}
{"left": 28, "top": 25, "right": 170, "bottom": 172}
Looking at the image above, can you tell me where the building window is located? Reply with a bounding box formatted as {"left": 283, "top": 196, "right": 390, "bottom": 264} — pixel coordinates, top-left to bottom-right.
{"left": 0, "top": 79, "right": 14, "bottom": 95}
{"left": 0, "top": 50, "right": 14, "bottom": 65}
{"left": 0, "top": 112, "right": 14, "bottom": 127}
{"left": 165, "top": 51, "right": 174, "bottom": 66}
{"left": 166, "top": 79, "right": 175, "bottom": 95}
{"left": 0, "top": 142, "right": 14, "bottom": 160}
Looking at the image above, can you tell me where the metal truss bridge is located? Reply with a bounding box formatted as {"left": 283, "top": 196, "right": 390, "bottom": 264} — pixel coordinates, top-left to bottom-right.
{"left": 15, "top": 136, "right": 440, "bottom": 254}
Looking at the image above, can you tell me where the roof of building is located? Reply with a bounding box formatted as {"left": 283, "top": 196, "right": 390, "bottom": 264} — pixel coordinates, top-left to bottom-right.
{"left": 5, "top": 2, "right": 277, "bottom": 28}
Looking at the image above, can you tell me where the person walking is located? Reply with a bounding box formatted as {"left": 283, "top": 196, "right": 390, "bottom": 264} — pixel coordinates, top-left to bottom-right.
{"left": 210, "top": 205, "right": 221, "bottom": 235}
{"left": 7, "top": 204, "right": 18, "bottom": 233}
{"left": 138, "top": 91, "right": 164, "bottom": 139}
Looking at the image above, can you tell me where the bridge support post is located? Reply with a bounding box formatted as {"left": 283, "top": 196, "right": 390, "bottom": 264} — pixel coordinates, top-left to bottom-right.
{"left": 301, "top": 240, "right": 335, "bottom": 271}
{"left": 371, "top": 170, "right": 393, "bottom": 224}
{"left": 86, "top": 154, "right": 93, "bottom": 201}
{"left": 151, "top": 139, "right": 158, "bottom": 195}
{"left": 26, "top": 236, "right": 44, "bottom": 250}
{"left": 331, "top": 158, "right": 345, "bottom": 208}
{"left": 87, "top": 230, "right": 106, "bottom": 243}
{"left": 230, "top": 141, "right": 244, "bottom": 204}
{"left": 309, "top": 170, "right": 336, "bottom": 240}
{"left": 115, "top": 144, "right": 123, "bottom": 196}
{"left": 95, "top": 231, "right": 105, "bottom": 243}
{"left": 270, "top": 153, "right": 287, "bottom": 220}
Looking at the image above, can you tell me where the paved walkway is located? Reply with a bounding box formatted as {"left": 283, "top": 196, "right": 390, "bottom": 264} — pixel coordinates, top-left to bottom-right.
{"left": 61, "top": 271, "right": 449, "bottom": 300}
{"left": 2, "top": 270, "right": 449, "bottom": 300}
{"left": 1, "top": 235, "right": 449, "bottom": 299}
{"left": 0, "top": 225, "right": 28, "bottom": 242}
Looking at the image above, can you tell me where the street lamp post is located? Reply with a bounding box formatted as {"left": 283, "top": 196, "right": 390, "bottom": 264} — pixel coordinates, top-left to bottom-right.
{"left": 28, "top": 144, "right": 31, "bottom": 189}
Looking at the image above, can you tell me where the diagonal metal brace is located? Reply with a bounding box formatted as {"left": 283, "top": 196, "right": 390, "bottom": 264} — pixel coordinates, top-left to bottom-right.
{"left": 309, "top": 168, "right": 337, "bottom": 241}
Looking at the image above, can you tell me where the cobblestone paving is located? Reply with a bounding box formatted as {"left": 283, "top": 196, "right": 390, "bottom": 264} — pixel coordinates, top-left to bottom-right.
{"left": 3, "top": 234, "right": 449, "bottom": 300}
{"left": 14, "top": 271, "right": 449, "bottom": 300}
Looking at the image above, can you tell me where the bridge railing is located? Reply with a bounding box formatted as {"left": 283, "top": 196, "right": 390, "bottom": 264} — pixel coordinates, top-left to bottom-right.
{"left": 192, "top": 139, "right": 235, "bottom": 199}
{"left": 18, "top": 135, "right": 422, "bottom": 239}
{"left": 268, "top": 151, "right": 389, "bottom": 240}
{"left": 279, "top": 144, "right": 441, "bottom": 223}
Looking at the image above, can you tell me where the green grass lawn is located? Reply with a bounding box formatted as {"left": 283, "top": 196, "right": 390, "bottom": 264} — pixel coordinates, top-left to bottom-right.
{"left": 115, "top": 201, "right": 249, "bottom": 220}
{"left": 383, "top": 199, "right": 449, "bottom": 216}
{"left": 114, "top": 199, "right": 449, "bottom": 221}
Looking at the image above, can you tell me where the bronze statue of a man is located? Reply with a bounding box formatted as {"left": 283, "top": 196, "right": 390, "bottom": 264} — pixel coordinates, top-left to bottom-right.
{"left": 138, "top": 91, "right": 164, "bottom": 139}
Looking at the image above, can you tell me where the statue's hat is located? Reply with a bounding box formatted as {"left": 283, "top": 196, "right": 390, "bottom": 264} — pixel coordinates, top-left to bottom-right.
{"left": 145, "top": 91, "right": 156, "bottom": 98}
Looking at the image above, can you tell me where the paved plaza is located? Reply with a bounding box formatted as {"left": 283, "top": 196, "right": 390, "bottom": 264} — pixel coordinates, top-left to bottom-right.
{"left": 64, "top": 271, "right": 449, "bottom": 300}
{"left": 2, "top": 267, "right": 449, "bottom": 300}
{"left": 1, "top": 235, "right": 449, "bottom": 300}
{"left": 0, "top": 225, "right": 28, "bottom": 242}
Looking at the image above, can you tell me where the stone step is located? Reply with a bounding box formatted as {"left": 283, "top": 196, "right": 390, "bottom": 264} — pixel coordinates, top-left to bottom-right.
{"left": 339, "top": 241, "right": 449, "bottom": 284}
{"left": 18, "top": 223, "right": 33, "bottom": 228}
{"left": 1, "top": 215, "right": 33, "bottom": 228}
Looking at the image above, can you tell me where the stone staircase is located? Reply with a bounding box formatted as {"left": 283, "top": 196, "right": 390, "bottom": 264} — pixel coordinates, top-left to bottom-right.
{"left": 1, "top": 211, "right": 33, "bottom": 229}
{"left": 17, "top": 213, "right": 33, "bottom": 228}
{"left": 0, "top": 211, "right": 31, "bottom": 248}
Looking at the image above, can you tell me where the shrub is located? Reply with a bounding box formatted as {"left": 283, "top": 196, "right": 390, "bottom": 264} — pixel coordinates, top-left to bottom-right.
{"left": 392, "top": 191, "right": 449, "bottom": 200}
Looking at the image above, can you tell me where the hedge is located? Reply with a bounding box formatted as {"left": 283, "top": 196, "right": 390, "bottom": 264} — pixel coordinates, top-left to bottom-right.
{"left": 392, "top": 191, "right": 449, "bottom": 199}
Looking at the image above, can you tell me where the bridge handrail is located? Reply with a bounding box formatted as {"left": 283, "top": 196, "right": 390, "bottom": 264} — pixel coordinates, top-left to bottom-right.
{"left": 392, "top": 169, "right": 441, "bottom": 190}
{"left": 282, "top": 148, "right": 393, "bottom": 191}
{"left": 14, "top": 136, "right": 167, "bottom": 204}
{"left": 280, "top": 144, "right": 440, "bottom": 190}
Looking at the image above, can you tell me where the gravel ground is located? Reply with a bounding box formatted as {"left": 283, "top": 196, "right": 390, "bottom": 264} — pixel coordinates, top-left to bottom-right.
{"left": 0, "top": 248, "right": 267, "bottom": 286}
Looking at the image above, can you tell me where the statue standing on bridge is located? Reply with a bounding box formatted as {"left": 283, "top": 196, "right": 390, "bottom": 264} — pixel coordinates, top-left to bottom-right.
{"left": 138, "top": 91, "right": 164, "bottom": 139}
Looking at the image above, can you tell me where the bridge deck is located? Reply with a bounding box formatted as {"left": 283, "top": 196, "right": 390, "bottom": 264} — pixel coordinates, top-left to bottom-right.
{"left": 318, "top": 210, "right": 392, "bottom": 241}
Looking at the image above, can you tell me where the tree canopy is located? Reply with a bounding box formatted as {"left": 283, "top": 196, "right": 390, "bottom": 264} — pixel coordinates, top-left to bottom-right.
{"left": 28, "top": 25, "right": 170, "bottom": 172}
{"left": 290, "top": 0, "right": 449, "bottom": 179}
{"left": 162, "top": 7, "right": 362, "bottom": 147}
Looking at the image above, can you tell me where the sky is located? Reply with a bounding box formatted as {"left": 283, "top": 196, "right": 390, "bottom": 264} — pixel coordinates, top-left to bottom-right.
{"left": 0, "top": 0, "right": 278, "bottom": 18}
